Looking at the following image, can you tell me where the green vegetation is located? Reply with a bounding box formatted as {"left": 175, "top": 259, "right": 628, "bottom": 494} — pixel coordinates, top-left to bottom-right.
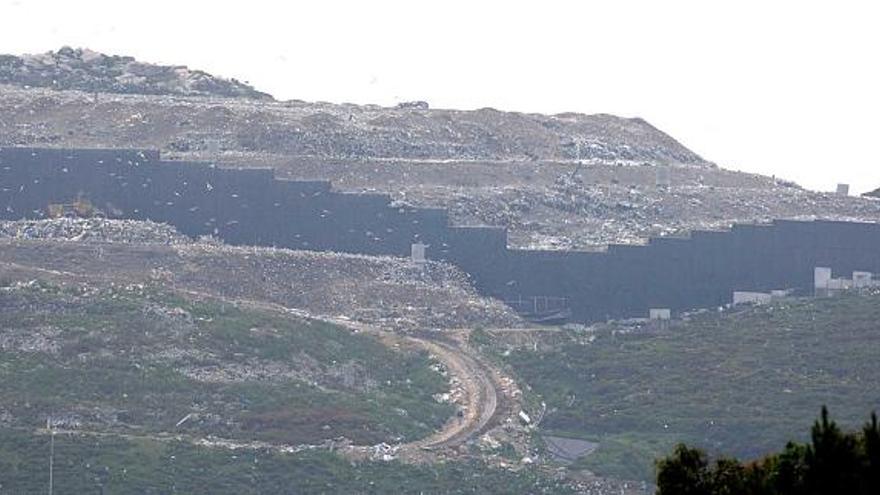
{"left": 0, "top": 428, "right": 575, "bottom": 494}
{"left": 486, "top": 293, "right": 880, "bottom": 481}
{"left": 656, "top": 407, "right": 880, "bottom": 495}
{"left": 0, "top": 281, "right": 453, "bottom": 445}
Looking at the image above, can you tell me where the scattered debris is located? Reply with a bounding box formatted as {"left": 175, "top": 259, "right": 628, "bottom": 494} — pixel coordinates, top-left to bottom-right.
{"left": 0, "top": 219, "right": 524, "bottom": 330}
{"left": 175, "top": 413, "right": 195, "bottom": 428}
{"left": 370, "top": 442, "right": 399, "bottom": 462}
{"left": 0, "top": 217, "right": 189, "bottom": 244}
{"left": 0, "top": 80, "right": 707, "bottom": 165}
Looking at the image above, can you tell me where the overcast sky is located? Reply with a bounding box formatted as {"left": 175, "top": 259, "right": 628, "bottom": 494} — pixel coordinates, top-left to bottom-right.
{"left": 1, "top": 0, "right": 878, "bottom": 193}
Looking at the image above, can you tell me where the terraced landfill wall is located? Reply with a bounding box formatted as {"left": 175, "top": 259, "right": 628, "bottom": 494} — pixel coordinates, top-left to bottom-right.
{"left": 3, "top": 147, "right": 879, "bottom": 322}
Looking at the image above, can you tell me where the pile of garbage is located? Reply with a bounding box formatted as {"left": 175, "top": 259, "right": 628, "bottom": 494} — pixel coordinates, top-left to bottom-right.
{"left": 568, "top": 476, "right": 650, "bottom": 495}
{"left": 0, "top": 79, "right": 709, "bottom": 164}
{"left": 0, "top": 217, "right": 522, "bottom": 330}
{"left": 409, "top": 177, "right": 880, "bottom": 250}
{"left": 0, "top": 218, "right": 191, "bottom": 244}
{"left": 225, "top": 152, "right": 880, "bottom": 252}
{"left": 172, "top": 244, "right": 522, "bottom": 330}
{"left": 6, "top": 52, "right": 877, "bottom": 253}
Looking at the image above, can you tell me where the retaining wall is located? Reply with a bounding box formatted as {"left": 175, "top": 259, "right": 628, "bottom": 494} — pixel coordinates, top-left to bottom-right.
{"left": 3, "top": 147, "right": 879, "bottom": 322}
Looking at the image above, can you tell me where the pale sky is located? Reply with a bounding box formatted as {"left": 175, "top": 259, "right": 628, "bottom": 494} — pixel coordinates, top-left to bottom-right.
{"left": 1, "top": 0, "right": 878, "bottom": 193}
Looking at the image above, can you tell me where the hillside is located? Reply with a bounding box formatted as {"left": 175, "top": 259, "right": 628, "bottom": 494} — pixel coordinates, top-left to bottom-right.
{"left": 0, "top": 281, "right": 587, "bottom": 493}
{"left": 0, "top": 218, "right": 651, "bottom": 494}
{"left": 3, "top": 47, "right": 880, "bottom": 495}
{"left": 2, "top": 79, "right": 879, "bottom": 249}
{"left": 0, "top": 47, "right": 706, "bottom": 166}
{"left": 0, "top": 47, "right": 270, "bottom": 99}
{"left": 0, "top": 280, "right": 452, "bottom": 446}
{"left": 0, "top": 83, "right": 706, "bottom": 166}
{"left": 4, "top": 48, "right": 880, "bottom": 250}
{"left": 477, "top": 293, "right": 880, "bottom": 482}
{"left": 0, "top": 218, "right": 660, "bottom": 495}
{"left": 0, "top": 429, "right": 579, "bottom": 494}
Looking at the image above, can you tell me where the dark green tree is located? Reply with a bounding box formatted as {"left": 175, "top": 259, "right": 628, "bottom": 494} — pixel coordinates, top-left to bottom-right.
{"left": 656, "top": 444, "right": 711, "bottom": 495}
{"left": 657, "top": 408, "right": 880, "bottom": 495}
{"left": 768, "top": 442, "right": 808, "bottom": 495}
{"left": 708, "top": 457, "right": 747, "bottom": 495}
{"left": 804, "top": 406, "right": 860, "bottom": 494}
{"left": 862, "top": 412, "right": 880, "bottom": 494}
{"left": 740, "top": 461, "right": 775, "bottom": 495}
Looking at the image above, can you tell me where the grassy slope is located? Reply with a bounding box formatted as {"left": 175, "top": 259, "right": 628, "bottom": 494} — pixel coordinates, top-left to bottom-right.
{"left": 490, "top": 293, "right": 880, "bottom": 481}
{"left": 0, "top": 281, "right": 452, "bottom": 446}
{"left": 0, "top": 281, "right": 577, "bottom": 493}
{"left": 0, "top": 428, "right": 574, "bottom": 494}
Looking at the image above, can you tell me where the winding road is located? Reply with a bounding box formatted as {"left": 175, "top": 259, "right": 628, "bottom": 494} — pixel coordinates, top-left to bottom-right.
{"left": 0, "top": 254, "right": 512, "bottom": 458}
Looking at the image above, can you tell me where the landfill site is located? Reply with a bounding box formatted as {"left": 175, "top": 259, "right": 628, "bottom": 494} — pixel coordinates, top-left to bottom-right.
{"left": 1, "top": 48, "right": 880, "bottom": 495}
{"left": 0, "top": 217, "right": 521, "bottom": 331}
{"left": 3, "top": 50, "right": 880, "bottom": 251}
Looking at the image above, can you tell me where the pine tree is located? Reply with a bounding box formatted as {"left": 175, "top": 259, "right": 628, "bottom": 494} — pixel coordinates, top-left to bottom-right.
{"left": 761, "top": 441, "right": 808, "bottom": 495}
{"left": 656, "top": 408, "right": 878, "bottom": 494}
{"left": 708, "top": 457, "right": 747, "bottom": 495}
{"left": 862, "top": 412, "right": 880, "bottom": 495}
{"left": 656, "top": 444, "right": 712, "bottom": 495}
{"left": 803, "top": 407, "right": 859, "bottom": 494}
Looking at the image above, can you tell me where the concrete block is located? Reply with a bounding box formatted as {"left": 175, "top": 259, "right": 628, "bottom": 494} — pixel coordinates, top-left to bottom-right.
{"left": 649, "top": 308, "right": 671, "bottom": 320}
{"left": 826, "top": 278, "right": 853, "bottom": 290}
{"left": 815, "top": 267, "right": 832, "bottom": 289}
{"left": 853, "top": 271, "right": 873, "bottom": 288}
{"left": 411, "top": 243, "right": 427, "bottom": 263}
{"left": 733, "top": 291, "right": 772, "bottom": 306}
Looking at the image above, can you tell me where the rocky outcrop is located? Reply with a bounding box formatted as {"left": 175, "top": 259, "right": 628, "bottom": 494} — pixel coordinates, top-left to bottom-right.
{"left": 0, "top": 47, "right": 271, "bottom": 99}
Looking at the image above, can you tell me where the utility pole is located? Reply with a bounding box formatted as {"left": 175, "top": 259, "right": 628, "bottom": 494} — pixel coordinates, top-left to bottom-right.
{"left": 47, "top": 417, "right": 54, "bottom": 495}
{"left": 569, "top": 140, "right": 583, "bottom": 180}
